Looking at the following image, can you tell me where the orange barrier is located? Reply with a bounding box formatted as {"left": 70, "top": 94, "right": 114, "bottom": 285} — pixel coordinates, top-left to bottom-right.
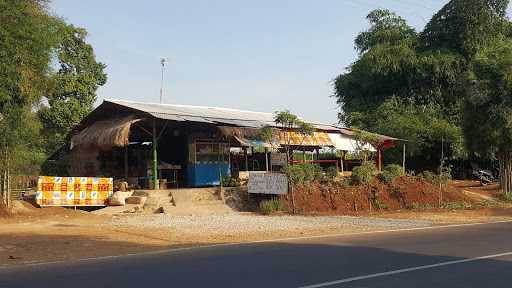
{"left": 36, "top": 176, "right": 113, "bottom": 207}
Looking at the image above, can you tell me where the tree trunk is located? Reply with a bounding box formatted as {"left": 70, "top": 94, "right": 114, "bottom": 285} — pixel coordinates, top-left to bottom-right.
{"left": 499, "top": 151, "right": 512, "bottom": 194}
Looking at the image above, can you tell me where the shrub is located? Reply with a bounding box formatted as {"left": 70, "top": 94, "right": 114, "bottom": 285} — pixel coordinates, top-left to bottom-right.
{"left": 420, "top": 170, "right": 437, "bottom": 184}
{"left": 221, "top": 176, "right": 241, "bottom": 187}
{"left": 283, "top": 163, "right": 323, "bottom": 185}
{"left": 503, "top": 192, "right": 512, "bottom": 203}
{"left": 373, "top": 199, "right": 389, "bottom": 210}
{"left": 378, "top": 164, "right": 403, "bottom": 184}
{"left": 351, "top": 162, "right": 378, "bottom": 185}
{"left": 259, "top": 198, "right": 285, "bottom": 215}
{"left": 420, "top": 167, "right": 452, "bottom": 185}
{"left": 442, "top": 202, "right": 471, "bottom": 210}
{"left": 325, "top": 166, "right": 339, "bottom": 180}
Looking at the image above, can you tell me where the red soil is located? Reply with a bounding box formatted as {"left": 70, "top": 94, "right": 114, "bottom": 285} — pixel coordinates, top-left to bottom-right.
{"left": 283, "top": 176, "right": 475, "bottom": 215}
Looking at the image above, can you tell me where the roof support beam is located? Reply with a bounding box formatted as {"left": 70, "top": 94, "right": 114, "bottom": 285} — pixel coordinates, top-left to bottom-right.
{"left": 152, "top": 118, "right": 159, "bottom": 190}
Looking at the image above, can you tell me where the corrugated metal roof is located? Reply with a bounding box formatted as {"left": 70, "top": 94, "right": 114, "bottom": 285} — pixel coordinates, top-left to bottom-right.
{"left": 103, "top": 99, "right": 402, "bottom": 143}
{"left": 106, "top": 98, "right": 276, "bottom": 127}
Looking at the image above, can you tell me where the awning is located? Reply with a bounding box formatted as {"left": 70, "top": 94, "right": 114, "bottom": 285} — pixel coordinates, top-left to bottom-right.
{"left": 328, "top": 133, "right": 375, "bottom": 152}
{"left": 278, "top": 131, "right": 334, "bottom": 147}
{"left": 233, "top": 136, "right": 274, "bottom": 148}
{"left": 71, "top": 116, "right": 142, "bottom": 150}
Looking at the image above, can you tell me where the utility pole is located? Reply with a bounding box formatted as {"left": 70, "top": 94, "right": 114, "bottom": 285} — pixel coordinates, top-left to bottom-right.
{"left": 159, "top": 58, "right": 167, "bottom": 104}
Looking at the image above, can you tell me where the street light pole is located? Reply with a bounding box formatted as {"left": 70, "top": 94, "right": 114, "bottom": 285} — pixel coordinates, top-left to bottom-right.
{"left": 159, "top": 58, "right": 167, "bottom": 104}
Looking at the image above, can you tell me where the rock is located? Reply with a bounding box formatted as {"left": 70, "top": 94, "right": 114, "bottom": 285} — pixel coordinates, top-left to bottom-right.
{"left": 125, "top": 196, "right": 147, "bottom": 206}
{"left": 143, "top": 197, "right": 161, "bottom": 212}
{"left": 9, "top": 200, "right": 32, "bottom": 214}
{"left": 117, "top": 181, "right": 129, "bottom": 192}
{"left": 109, "top": 192, "right": 126, "bottom": 206}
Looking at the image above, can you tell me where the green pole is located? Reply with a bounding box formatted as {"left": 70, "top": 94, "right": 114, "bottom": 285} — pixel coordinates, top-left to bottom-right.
{"left": 152, "top": 119, "right": 159, "bottom": 190}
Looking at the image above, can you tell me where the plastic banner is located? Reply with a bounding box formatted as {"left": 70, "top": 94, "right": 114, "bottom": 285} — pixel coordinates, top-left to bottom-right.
{"left": 36, "top": 176, "right": 113, "bottom": 207}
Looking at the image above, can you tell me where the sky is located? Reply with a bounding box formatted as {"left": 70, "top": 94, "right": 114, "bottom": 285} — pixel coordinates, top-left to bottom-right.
{"left": 50, "top": 0, "right": 454, "bottom": 125}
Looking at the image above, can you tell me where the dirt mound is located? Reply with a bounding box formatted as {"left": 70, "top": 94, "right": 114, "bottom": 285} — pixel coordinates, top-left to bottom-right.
{"left": 283, "top": 176, "right": 475, "bottom": 215}
{"left": 0, "top": 200, "right": 91, "bottom": 219}
{"left": 0, "top": 203, "right": 10, "bottom": 217}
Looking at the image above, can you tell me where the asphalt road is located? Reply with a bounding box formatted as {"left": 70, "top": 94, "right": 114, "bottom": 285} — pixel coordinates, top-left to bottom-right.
{"left": 2, "top": 221, "right": 512, "bottom": 288}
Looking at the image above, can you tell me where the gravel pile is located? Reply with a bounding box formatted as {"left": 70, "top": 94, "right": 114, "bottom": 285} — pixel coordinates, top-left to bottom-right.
{"left": 112, "top": 214, "right": 433, "bottom": 235}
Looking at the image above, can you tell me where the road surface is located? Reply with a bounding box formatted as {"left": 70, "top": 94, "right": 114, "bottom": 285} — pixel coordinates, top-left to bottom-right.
{"left": 2, "top": 221, "right": 512, "bottom": 287}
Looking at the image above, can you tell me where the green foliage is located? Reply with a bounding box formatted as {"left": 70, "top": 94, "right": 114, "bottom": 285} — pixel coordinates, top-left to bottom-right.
{"left": 355, "top": 9, "right": 416, "bottom": 54}
{"left": 259, "top": 198, "right": 285, "bottom": 215}
{"left": 442, "top": 202, "right": 471, "bottom": 210}
{"left": 0, "top": 0, "right": 62, "bottom": 173}
{"left": 325, "top": 166, "right": 339, "bottom": 180}
{"left": 350, "top": 162, "right": 378, "bottom": 185}
{"left": 421, "top": 0, "right": 509, "bottom": 58}
{"left": 39, "top": 24, "right": 107, "bottom": 155}
{"left": 503, "top": 192, "right": 512, "bottom": 203}
{"left": 352, "top": 130, "right": 379, "bottom": 161}
{"left": 334, "top": 2, "right": 508, "bottom": 170}
{"left": 419, "top": 167, "right": 452, "bottom": 185}
{"left": 406, "top": 202, "right": 435, "bottom": 210}
{"left": 221, "top": 176, "right": 241, "bottom": 187}
{"left": 373, "top": 199, "right": 389, "bottom": 210}
{"left": 274, "top": 110, "right": 313, "bottom": 163}
{"left": 259, "top": 126, "right": 275, "bottom": 144}
{"left": 0, "top": 0, "right": 105, "bottom": 175}
{"left": 349, "top": 97, "right": 465, "bottom": 159}
{"left": 378, "top": 164, "right": 403, "bottom": 184}
{"left": 283, "top": 163, "right": 323, "bottom": 185}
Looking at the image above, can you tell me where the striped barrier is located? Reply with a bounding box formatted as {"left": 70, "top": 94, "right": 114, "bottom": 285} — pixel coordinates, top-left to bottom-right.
{"left": 36, "top": 176, "right": 113, "bottom": 207}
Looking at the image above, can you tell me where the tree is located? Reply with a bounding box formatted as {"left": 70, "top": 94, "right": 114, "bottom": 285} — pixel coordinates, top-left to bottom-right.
{"left": 464, "top": 39, "right": 512, "bottom": 193}
{"left": 39, "top": 24, "right": 107, "bottom": 155}
{"left": 274, "top": 110, "right": 314, "bottom": 163}
{"left": 0, "top": 0, "right": 61, "bottom": 176}
{"left": 333, "top": 2, "right": 507, "bottom": 173}
{"left": 421, "top": 0, "right": 509, "bottom": 58}
{"left": 354, "top": 9, "right": 416, "bottom": 54}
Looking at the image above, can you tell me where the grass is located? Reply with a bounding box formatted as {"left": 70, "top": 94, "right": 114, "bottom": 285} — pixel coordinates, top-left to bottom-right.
{"left": 259, "top": 198, "right": 285, "bottom": 215}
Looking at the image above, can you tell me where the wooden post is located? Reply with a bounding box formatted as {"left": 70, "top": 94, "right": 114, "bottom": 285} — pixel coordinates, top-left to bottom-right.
{"left": 402, "top": 143, "right": 406, "bottom": 174}
{"left": 341, "top": 151, "right": 345, "bottom": 174}
{"left": 265, "top": 147, "right": 269, "bottom": 172}
{"left": 124, "top": 145, "right": 129, "bottom": 181}
{"left": 6, "top": 166, "right": 10, "bottom": 208}
{"left": 244, "top": 147, "right": 248, "bottom": 171}
{"left": 152, "top": 119, "right": 159, "bottom": 190}
{"left": 377, "top": 146, "right": 382, "bottom": 171}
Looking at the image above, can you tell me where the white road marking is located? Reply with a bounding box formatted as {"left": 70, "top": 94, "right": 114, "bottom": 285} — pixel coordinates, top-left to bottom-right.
{"left": 2, "top": 219, "right": 512, "bottom": 270}
{"left": 298, "top": 251, "right": 512, "bottom": 288}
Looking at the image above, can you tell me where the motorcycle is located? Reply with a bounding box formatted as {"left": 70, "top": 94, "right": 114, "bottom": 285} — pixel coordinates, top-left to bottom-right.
{"left": 472, "top": 169, "right": 496, "bottom": 186}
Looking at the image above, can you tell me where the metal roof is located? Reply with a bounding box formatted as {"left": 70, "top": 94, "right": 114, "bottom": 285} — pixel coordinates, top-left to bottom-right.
{"left": 102, "top": 99, "right": 402, "bottom": 143}
{"left": 105, "top": 98, "right": 276, "bottom": 128}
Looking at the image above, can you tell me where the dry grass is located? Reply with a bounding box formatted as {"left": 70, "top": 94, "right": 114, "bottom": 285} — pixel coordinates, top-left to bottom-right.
{"left": 71, "top": 115, "right": 141, "bottom": 149}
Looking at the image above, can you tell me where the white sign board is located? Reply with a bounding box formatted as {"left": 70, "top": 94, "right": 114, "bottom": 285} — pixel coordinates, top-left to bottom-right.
{"left": 248, "top": 173, "right": 288, "bottom": 195}
{"left": 270, "top": 153, "right": 288, "bottom": 166}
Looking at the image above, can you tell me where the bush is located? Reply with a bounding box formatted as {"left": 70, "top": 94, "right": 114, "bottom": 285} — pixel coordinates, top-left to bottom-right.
{"left": 420, "top": 170, "right": 437, "bottom": 184}
{"left": 259, "top": 198, "right": 285, "bottom": 215}
{"left": 378, "top": 164, "right": 403, "bottom": 184}
{"left": 283, "top": 163, "right": 323, "bottom": 185}
{"left": 442, "top": 202, "right": 471, "bottom": 210}
{"left": 503, "top": 192, "right": 512, "bottom": 202}
{"left": 420, "top": 167, "right": 452, "bottom": 185}
{"left": 325, "top": 166, "right": 339, "bottom": 180}
{"left": 221, "top": 176, "right": 241, "bottom": 187}
{"left": 351, "top": 162, "right": 378, "bottom": 185}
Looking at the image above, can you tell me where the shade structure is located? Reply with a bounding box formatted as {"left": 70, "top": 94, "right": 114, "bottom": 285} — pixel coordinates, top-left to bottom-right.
{"left": 70, "top": 116, "right": 141, "bottom": 150}
{"left": 327, "top": 133, "right": 376, "bottom": 152}
{"left": 278, "top": 131, "right": 334, "bottom": 147}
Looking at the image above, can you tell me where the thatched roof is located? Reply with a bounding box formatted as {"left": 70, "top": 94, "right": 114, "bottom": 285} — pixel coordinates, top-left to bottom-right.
{"left": 71, "top": 116, "right": 142, "bottom": 150}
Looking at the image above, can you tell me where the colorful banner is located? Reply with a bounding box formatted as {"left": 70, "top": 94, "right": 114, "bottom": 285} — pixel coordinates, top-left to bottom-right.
{"left": 36, "top": 176, "right": 113, "bottom": 207}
